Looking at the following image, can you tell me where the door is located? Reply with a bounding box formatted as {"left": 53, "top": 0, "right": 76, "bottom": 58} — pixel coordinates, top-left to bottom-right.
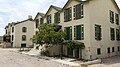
{"left": 75, "top": 48, "right": 79, "bottom": 58}
{"left": 21, "top": 43, "right": 26, "bottom": 47}
{"left": 67, "top": 48, "right": 73, "bottom": 57}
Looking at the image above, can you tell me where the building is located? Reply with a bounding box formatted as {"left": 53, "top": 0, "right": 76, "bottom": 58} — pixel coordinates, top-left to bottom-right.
{"left": 0, "top": 36, "right": 3, "bottom": 47}
{"left": 59, "top": 0, "right": 120, "bottom": 60}
{"left": 4, "top": 0, "right": 120, "bottom": 60}
{"left": 4, "top": 16, "right": 35, "bottom": 48}
{"left": 35, "top": 0, "right": 120, "bottom": 60}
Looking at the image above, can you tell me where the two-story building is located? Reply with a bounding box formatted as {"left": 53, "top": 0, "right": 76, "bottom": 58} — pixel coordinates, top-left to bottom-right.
{"left": 60, "top": 0, "right": 120, "bottom": 60}
{"left": 4, "top": 0, "right": 120, "bottom": 60}
{"left": 4, "top": 16, "right": 35, "bottom": 48}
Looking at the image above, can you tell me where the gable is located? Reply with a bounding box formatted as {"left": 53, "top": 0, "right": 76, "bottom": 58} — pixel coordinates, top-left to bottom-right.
{"left": 34, "top": 12, "right": 45, "bottom": 20}
{"left": 62, "top": 0, "right": 88, "bottom": 11}
{"left": 44, "top": 5, "right": 61, "bottom": 17}
{"left": 111, "top": 0, "right": 120, "bottom": 14}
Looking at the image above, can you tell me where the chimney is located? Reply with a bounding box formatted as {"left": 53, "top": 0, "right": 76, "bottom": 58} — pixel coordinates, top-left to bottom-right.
{"left": 28, "top": 15, "right": 32, "bottom": 19}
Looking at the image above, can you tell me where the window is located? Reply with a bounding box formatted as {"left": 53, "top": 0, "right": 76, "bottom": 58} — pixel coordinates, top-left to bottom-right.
{"left": 64, "top": 26, "right": 72, "bottom": 40}
{"left": 118, "top": 46, "right": 120, "bottom": 51}
{"left": 64, "top": 7, "right": 72, "bottom": 22}
{"left": 12, "top": 27, "right": 14, "bottom": 33}
{"left": 36, "top": 19, "right": 39, "bottom": 28}
{"left": 112, "top": 47, "right": 114, "bottom": 52}
{"left": 22, "top": 27, "right": 27, "bottom": 33}
{"left": 12, "top": 35, "right": 14, "bottom": 41}
{"left": 40, "top": 18, "right": 44, "bottom": 24}
{"left": 74, "top": 25, "right": 84, "bottom": 40}
{"left": 95, "top": 24, "right": 102, "bottom": 40}
{"left": 22, "top": 35, "right": 26, "bottom": 41}
{"left": 97, "top": 48, "right": 101, "bottom": 55}
{"left": 6, "top": 30, "right": 7, "bottom": 34}
{"left": 115, "top": 13, "right": 119, "bottom": 25}
{"left": 110, "top": 28, "right": 115, "bottom": 40}
{"left": 116, "top": 29, "right": 120, "bottom": 40}
{"left": 47, "top": 15, "right": 51, "bottom": 24}
{"left": 74, "top": 3, "right": 83, "bottom": 20}
{"left": 107, "top": 47, "right": 110, "bottom": 53}
{"left": 54, "top": 12, "right": 60, "bottom": 23}
{"left": 110, "top": 10, "right": 114, "bottom": 23}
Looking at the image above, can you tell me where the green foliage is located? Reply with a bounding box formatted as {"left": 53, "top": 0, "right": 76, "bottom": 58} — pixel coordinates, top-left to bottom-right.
{"left": 64, "top": 40, "right": 85, "bottom": 49}
{"left": 32, "top": 23, "right": 65, "bottom": 46}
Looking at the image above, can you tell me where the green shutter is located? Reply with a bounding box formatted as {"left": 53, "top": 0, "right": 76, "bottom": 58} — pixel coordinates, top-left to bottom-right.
{"left": 64, "top": 27, "right": 72, "bottom": 40}
{"left": 74, "top": 26, "right": 76, "bottom": 40}
{"left": 76, "top": 25, "right": 81, "bottom": 40}
{"left": 69, "top": 7, "right": 72, "bottom": 21}
{"left": 50, "top": 15, "right": 51, "bottom": 23}
{"left": 70, "top": 26, "right": 72, "bottom": 40}
{"left": 81, "top": 3, "right": 84, "bottom": 18}
{"left": 73, "top": 6, "right": 76, "bottom": 20}
{"left": 81, "top": 25, "right": 84, "bottom": 40}
{"left": 64, "top": 11, "right": 66, "bottom": 22}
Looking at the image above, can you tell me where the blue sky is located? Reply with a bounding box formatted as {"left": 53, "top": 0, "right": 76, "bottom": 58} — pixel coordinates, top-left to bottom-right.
{"left": 0, "top": 0, "right": 120, "bottom": 36}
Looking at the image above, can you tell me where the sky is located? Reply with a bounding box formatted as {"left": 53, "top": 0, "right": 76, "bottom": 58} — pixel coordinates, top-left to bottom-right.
{"left": 0, "top": 0, "right": 120, "bottom": 36}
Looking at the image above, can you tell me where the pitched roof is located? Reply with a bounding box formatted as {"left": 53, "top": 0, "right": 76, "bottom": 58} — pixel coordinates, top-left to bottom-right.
{"left": 44, "top": 5, "right": 62, "bottom": 17}
{"left": 62, "top": 0, "right": 87, "bottom": 11}
{"left": 34, "top": 12, "right": 45, "bottom": 20}
{"left": 15, "top": 18, "right": 33, "bottom": 25}
{"left": 112, "top": 0, "right": 120, "bottom": 14}
{"left": 52, "top": 5, "right": 62, "bottom": 11}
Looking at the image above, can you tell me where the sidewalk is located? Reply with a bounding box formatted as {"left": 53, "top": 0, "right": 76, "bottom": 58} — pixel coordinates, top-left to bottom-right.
{"left": 52, "top": 58, "right": 80, "bottom": 67}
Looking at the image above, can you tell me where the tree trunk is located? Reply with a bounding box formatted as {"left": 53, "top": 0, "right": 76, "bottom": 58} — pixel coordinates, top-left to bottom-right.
{"left": 60, "top": 44, "right": 63, "bottom": 60}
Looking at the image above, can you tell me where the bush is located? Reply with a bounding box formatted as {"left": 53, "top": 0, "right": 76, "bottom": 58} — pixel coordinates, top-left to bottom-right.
{"left": 36, "top": 46, "right": 39, "bottom": 50}
{"left": 81, "top": 64, "right": 88, "bottom": 67}
{"left": 41, "top": 50, "right": 49, "bottom": 56}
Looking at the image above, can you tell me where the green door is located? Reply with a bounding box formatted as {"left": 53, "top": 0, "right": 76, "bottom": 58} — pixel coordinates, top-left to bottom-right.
{"left": 67, "top": 48, "right": 73, "bottom": 57}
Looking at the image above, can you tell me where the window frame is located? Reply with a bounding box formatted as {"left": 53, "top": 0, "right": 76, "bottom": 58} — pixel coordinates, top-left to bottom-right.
{"left": 22, "top": 35, "right": 26, "bottom": 41}
{"left": 47, "top": 15, "right": 51, "bottom": 24}
{"left": 110, "top": 28, "right": 115, "bottom": 41}
{"left": 95, "top": 24, "right": 102, "bottom": 41}
{"left": 74, "top": 3, "right": 84, "bottom": 20}
{"left": 22, "top": 27, "right": 27, "bottom": 33}
{"left": 74, "top": 25, "right": 84, "bottom": 40}
{"left": 97, "top": 48, "right": 101, "bottom": 55}
{"left": 64, "top": 26, "right": 72, "bottom": 40}
{"left": 64, "top": 7, "right": 72, "bottom": 22}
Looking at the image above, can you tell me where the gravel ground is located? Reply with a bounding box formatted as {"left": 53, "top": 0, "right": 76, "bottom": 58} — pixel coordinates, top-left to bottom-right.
{"left": 89, "top": 55, "right": 120, "bottom": 67}
{"left": 0, "top": 48, "right": 72, "bottom": 67}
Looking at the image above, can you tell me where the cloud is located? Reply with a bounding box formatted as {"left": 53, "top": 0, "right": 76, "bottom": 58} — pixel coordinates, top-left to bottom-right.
{"left": 0, "top": 0, "right": 119, "bottom": 36}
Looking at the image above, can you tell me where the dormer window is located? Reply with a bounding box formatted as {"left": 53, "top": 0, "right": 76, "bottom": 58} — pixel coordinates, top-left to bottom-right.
{"left": 54, "top": 12, "right": 60, "bottom": 23}
{"left": 40, "top": 18, "right": 44, "bottom": 24}
{"left": 47, "top": 15, "right": 51, "bottom": 24}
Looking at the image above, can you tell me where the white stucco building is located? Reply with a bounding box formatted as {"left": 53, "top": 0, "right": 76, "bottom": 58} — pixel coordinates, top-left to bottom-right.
{"left": 4, "top": 0, "right": 120, "bottom": 60}
{"left": 5, "top": 16, "right": 35, "bottom": 48}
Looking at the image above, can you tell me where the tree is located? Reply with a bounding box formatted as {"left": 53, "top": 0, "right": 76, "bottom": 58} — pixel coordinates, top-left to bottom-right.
{"left": 32, "top": 23, "right": 65, "bottom": 57}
